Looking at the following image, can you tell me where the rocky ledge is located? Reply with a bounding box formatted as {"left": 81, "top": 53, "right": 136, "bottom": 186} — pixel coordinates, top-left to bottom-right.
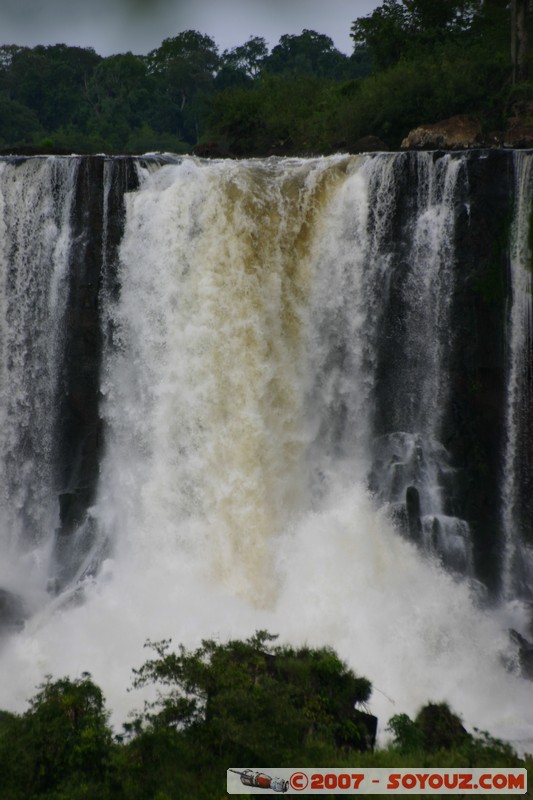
{"left": 401, "top": 112, "right": 533, "bottom": 150}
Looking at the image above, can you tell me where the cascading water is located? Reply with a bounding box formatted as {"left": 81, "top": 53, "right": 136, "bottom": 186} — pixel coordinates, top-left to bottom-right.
{"left": 502, "top": 151, "right": 533, "bottom": 601}
{"left": 0, "top": 152, "right": 532, "bottom": 750}
{"left": 0, "top": 157, "right": 77, "bottom": 606}
{"left": 99, "top": 156, "right": 358, "bottom": 607}
{"left": 365, "top": 153, "right": 473, "bottom": 574}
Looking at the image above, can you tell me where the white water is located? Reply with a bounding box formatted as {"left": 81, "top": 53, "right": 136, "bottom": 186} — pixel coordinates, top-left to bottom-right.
{"left": 367, "top": 153, "right": 472, "bottom": 573}
{"left": 502, "top": 152, "right": 533, "bottom": 600}
{"left": 0, "top": 157, "right": 77, "bottom": 603}
{"left": 0, "top": 155, "right": 532, "bottom": 752}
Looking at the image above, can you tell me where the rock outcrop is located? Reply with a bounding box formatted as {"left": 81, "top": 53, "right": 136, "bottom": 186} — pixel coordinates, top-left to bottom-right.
{"left": 402, "top": 104, "right": 533, "bottom": 150}
{"left": 503, "top": 100, "right": 533, "bottom": 148}
{"left": 401, "top": 115, "right": 482, "bottom": 150}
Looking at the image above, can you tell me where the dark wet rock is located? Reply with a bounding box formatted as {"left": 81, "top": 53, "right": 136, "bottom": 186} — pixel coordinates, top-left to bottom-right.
{"left": 0, "top": 589, "right": 27, "bottom": 633}
{"left": 350, "top": 135, "right": 389, "bottom": 153}
{"left": 371, "top": 150, "right": 514, "bottom": 594}
{"left": 52, "top": 157, "right": 138, "bottom": 587}
{"left": 406, "top": 486, "right": 422, "bottom": 542}
{"left": 349, "top": 710, "right": 378, "bottom": 752}
{"left": 510, "top": 629, "right": 533, "bottom": 679}
{"left": 445, "top": 150, "right": 514, "bottom": 594}
{"left": 193, "top": 141, "right": 231, "bottom": 158}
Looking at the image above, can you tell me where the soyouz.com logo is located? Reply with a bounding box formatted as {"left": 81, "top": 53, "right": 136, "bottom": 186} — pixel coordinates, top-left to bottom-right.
{"left": 227, "top": 767, "right": 527, "bottom": 794}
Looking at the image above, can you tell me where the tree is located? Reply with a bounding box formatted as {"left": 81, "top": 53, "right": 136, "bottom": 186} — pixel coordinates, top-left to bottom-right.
{"left": 350, "top": 0, "right": 411, "bottom": 70}
{"left": 146, "top": 30, "right": 220, "bottom": 142}
{"left": 0, "top": 652, "right": 524, "bottom": 800}
{"left": 0, "top": 96, "right": 43, "bottom": 147}
{"left": 387, "top": 700, "right": 523, "bottom": 768}
{"left": 350, "top": 0, "right": 481, "bottom": 70}
{"left": 265, "top": 29, "right": 351, "bottom": 80}
{"left": 511, "top": 0, "right": 530, "bottom": 82}
{"left": 0, "top": 674, "right": 114, "bottom": 799}
{"left": 349, "top": 45, "right": 373, "bottom": 78}
{"left": 0, "top": 44, "right": 28, "bottom": 73}
{"left": 387, "top": 702, "right": 470, "bottom": 753}
{"left": 414, "top": 702, "right": 470, "bottom": 752}
{"left": 6, "top": 45, "right": 101, "bottom": 131}
{"left": 84, "top": 53, "right": 153, "bottom": 149}
{"left": 130, "top": 631, "right": 375, "bottom": 764}
{"left": 221, "top": 36, "right": 268, "bottom": 79}
{"left": 25, "top": 674, "right": 113, "bottom": 793}
{"left": 204, "top": 84, "right": 264, "bottom": 154}
{"left": 403, "top": 0, "right": 481, "bottom": 35}
{"left": 204, "top": 72, "right": 338, "bottom": 155}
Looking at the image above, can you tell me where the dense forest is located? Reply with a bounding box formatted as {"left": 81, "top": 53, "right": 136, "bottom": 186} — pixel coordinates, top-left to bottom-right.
{"left": 0, "top": 632, "right": 529, "bottom": 799}
{"left": 0, "top": 0, "right": 530, "bottom": 156}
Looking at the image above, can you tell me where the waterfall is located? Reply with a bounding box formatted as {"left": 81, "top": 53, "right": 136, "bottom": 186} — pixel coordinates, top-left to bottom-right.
{"left": 0, "top": 157, "right": 77, "bottom": 601}
{"left": 365, "top": 153, "right": 472, "bottom": 575}
{"left": 98, "top": 155, "right": 378, "bottom": 607}
{"left": 97, "top": 153, "right": 471, "bottom": 603}
{"left": 502, "top": 151, "right": 533, "bottom": 600}
{"left": 0, "top": 153, "right": 531, "bottom": 750}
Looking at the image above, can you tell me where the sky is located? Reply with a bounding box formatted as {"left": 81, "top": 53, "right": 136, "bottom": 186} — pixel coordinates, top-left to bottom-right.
{"left": 0, "top": 0, "right": 381, "bottom": 57}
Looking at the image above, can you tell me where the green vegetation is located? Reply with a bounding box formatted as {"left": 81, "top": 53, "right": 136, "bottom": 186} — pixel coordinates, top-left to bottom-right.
{"left": 1, "top": 1, "right": 531, "bottom": 155}
{"left": 0, "top": 632, "right": 529, "bottom": 799}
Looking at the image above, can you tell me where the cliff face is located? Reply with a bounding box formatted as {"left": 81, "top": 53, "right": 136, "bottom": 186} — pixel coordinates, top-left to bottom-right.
{"left": 52, "top": 157, "right": 139, "bottom": 589}
{"left": 1, "top": 151, "right": 531, "bottom": 602}
{"left": 440, "top": 150, "right": 533, "bottom": 597}
{"left": 366, "top": 150, "right": 521, "bottom": 596}
{"left": 441, "top": 150, "right": 515, "bottom": 594}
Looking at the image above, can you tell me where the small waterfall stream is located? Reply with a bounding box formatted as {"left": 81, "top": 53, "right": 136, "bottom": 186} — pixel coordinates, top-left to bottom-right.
{"left": 502, "top": 151, "right": 533, "bottom": 601}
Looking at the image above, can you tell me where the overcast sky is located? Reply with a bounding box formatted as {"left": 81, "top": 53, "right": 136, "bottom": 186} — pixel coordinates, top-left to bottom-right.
{"left": 0, "top": 0, "right": 381, "bottom": 57}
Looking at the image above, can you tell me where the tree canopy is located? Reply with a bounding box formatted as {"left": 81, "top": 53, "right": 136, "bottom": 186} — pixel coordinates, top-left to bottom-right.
{"left": 0, "top": 4, "right": 531, "bottom": 155}
{"left": 130, "top": 630, "right": 375, "bottom": 763}
{"left": 0, "top": 634, "right": 526, "bottom": 800}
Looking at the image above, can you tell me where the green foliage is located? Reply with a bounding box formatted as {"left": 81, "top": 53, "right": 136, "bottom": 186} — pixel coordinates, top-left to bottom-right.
{"left": 387, "top": 701, "right": 524, "bottom": 773}
{"left": 207, "top": 74, "right": 341, "bottom": 156}
{"left": 0, "top": 96, "right": 43, "bottom": 147}
{"left": 145, "top": 30, "right": 220, "bottom": 143}
{"left": 351, "top": 0, "right": 412, "bottom": 71}
{"left": 130, "top": 630, "right": 373, "bottom": 765}
{"left": 5, "top": 45, "right": 101, "bottom": 132}
{"left": 350, "top": 0, "right": 482, "bottom": 71}
{"left": 202, "top": 85, "right": 264, "bottom": 155}
{"left": 415, "top": 702, "right": 470, "bottom": 752}
{"left": 86, "top": 53, "right": 149, "bottom": 122}
{"left": 0, "top": 673, "right": 115, "bottom": 800}
{"left": 265, "top": 29, "right": 354, "bottom": 80}
{"left": 123, "top": 124, "right": 191, "bottom": 154}
{"left": 221, "top": 36, "right": 268, "bottom": 80}
{"left": 0, "top": 641, "right": 527, "bottom": 800}
{"left": 0, "top": 5, "right": 529, "bottom": 154}
{"left": 387, "top": 711, "right": 425, "bottom": 752}
{"left": 203, "top": 2, "right": 520, "bottom": 154}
